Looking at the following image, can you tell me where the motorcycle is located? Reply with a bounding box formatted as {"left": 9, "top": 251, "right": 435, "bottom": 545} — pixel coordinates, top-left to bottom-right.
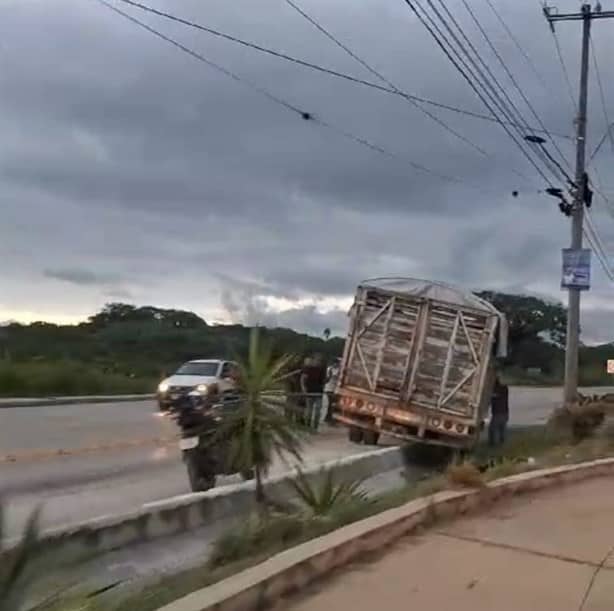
{"left": 170, "top": 390, "right": 253, "bottom": 492}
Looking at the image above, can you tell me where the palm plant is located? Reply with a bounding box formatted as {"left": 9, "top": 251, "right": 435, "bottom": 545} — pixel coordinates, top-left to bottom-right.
{"left": 216, "top": 328, "right": 304, "bottom": 505}
{"left": 289, "top": 468, "right": 369, "bottom": 517}
{"left": 0, "top": 503, "right": 43, "bottom": 611}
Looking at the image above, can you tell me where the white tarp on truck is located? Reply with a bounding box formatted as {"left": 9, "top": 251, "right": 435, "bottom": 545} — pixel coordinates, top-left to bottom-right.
{"left": 357, "top": 278, "right": 508, "bottom": 358}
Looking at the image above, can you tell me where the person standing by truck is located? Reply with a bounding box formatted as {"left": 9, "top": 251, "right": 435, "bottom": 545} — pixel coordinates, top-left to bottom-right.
{"left": 324, "top": 358, "right": 340, "bottom": 424}
{"left": 489, "top": 376, "right": 509, "bottom": 447}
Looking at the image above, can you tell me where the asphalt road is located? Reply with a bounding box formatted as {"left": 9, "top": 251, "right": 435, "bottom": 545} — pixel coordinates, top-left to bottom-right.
{"left": 0, "top": 399, "right": 171, "bottom": 455}
{"left": 0, "top": 428, "right": 384, "bottom": 540}
{"left": 1, "top": 387, "right": 612, "bottom": 541}
{"left": 2, "top": 387, "right": 611, "bottom": 456}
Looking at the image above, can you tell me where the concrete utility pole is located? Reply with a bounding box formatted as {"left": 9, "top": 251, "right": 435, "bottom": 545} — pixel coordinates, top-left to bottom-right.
{"left": 543, "top": 3, "right": 614, "bottom": 405}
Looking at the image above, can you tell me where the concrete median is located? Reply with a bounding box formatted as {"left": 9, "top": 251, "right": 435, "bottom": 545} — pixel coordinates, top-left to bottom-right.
{"left": 0, "top": 394, "right": 154, "bottom": 409}
{"left": 2, "top": 445, "right": 406, "bottom": 564}
{"left": 157, "top": 457, "right": 614, "bottom": 611}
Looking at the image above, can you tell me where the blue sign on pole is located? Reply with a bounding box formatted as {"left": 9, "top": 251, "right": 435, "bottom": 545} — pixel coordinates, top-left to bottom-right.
{"left": 561, "top": 248, "right": 591, "bottom": 290}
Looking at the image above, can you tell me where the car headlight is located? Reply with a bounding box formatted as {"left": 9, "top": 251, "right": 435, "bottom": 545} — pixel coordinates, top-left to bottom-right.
{"left": 196, "top": 384, "right": 208, "bottom": 393}
{"left": 158, "top": 382, "right": 169, "bottom": 393}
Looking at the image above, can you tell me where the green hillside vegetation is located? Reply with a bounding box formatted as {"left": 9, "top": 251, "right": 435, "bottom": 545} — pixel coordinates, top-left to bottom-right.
{"left": 0, "top": 294, "right": 610, "bottom": 397}
{"left": 0, "top": 303, "right": 343, "bottom": 396}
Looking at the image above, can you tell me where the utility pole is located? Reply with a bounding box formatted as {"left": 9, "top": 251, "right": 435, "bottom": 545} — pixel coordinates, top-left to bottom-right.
{"left": 543, "top": 3, "right": 614, "bottom": 405}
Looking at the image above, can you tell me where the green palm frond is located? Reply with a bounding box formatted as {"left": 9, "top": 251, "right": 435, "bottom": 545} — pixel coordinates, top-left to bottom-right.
{"left": 289, "top": 468, "right": 369, "bottom": 517}
{"left": 215, "top": 328, "right": 304, "bottom": 504}
{"left": 0, "top": 504, "right": 43, "bottom": 611}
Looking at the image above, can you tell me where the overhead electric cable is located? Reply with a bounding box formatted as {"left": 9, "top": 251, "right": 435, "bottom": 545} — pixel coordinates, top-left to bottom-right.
{"left": 108, "top": 0, "right": 572, "bottom": 139}
{"left": 95, "top": 0, "right": 477, "bottom": 186}
{"left": 402, "top": 0, "right": 554, "bottom": 185}
{"left": 460, "top": 0, "right": 572, "bottom": 174}
{"left": 282, "top": 0, "right": 487, "bottom": 155}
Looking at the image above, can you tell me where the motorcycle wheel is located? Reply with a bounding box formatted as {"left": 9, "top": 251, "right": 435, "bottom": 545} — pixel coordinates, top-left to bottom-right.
{"left": 186, "top": 455, "right": 216, "bottom": 492}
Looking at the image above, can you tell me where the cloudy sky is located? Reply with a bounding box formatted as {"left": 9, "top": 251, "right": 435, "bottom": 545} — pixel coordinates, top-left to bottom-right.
{"left": 1, "top": 0, "right": 613, "bottom": 342}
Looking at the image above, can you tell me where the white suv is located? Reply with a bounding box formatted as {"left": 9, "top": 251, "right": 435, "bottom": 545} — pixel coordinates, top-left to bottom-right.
{"left": 157, "top": 359, "right": 238, "bottom": 411}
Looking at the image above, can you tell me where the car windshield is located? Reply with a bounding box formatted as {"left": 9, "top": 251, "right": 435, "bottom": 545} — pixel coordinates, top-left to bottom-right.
{"left": 175, "top": 362, "right": 219, "bottom": 376}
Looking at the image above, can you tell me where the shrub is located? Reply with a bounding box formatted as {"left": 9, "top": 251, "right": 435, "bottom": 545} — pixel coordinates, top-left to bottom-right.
{"left": 208, "top": 514, "right": 305, "bottom": 569}
{"left": 288, "top": 468, "right": 369, "bottom": 517}
{"left": 549, "top": 403, "right": 605, "bottom": 442}
{"left": 445, "top": 462, "right": 484, "bottom": 488}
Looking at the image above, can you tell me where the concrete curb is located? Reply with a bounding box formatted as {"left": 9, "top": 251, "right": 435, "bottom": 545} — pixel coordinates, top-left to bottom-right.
{"left": 0, "top": 394, "right": 154, "bottom": 409}
{"left": 2, "top": 446, "right": 406, "bottom": 562}
{"left": 157, "top": 457, "right": 614, "bottom": 611}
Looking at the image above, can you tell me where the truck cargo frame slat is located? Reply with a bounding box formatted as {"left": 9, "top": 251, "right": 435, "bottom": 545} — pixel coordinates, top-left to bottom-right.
{"left": 336, "top": 280, "right": 501, "bottom": 450}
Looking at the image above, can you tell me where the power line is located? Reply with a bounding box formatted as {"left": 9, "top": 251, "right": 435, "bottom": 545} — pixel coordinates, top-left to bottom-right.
{"left": 484, "top": 0, "right": 550, "bottom": 93}
{"left": 313, "top": 117, "right": 467, "bottom": 184}
{"left": 96, "top": 0, "right": 308, "bottom": 117}
{"left": 583, "top": 230, "right": 614, "bottom": 282}
{"left": 589, "top": 123, "right": 614, "bottom": 162}
{"left": 462, "top": 0, "right": 572, "bottom": 174}
{"left": 108, "top": 0, "right": 572, "bottom": 140}
{"left": 587, "top": 35, "right": 614, "bottom": 228}
{"left": 590, "top": 33, "right": 614, "bottom": 157}
{"left": 94, "top": 0, "right": 472, "bottom": 186}
{"left": 403, "top": 0, "right": 553, "bottom": 185}
{"left": 439, "top": 0, "right": 569, "bottom": 183}
{"left": 282, "top": 0, "right": 487, "bottom": 155}
{"left": 549, "top": 26, "right": 578, "bottom": 114}
{"left": 431, "top": 0, "right": 535, "bottom": 138}
{"left": 584, "top": 214, "right": 614, "bottom": 281}
{"left": 591, "top": 169, "right": 614, "bottom": 219}
{"left": 424, "top": 0, "right": 569, "bottom": 186}
{"left": 584, "top": 207, "right": 614, "bottom": 280}
{"left": 586, "top": 214, "right": 613, "bottom": 269}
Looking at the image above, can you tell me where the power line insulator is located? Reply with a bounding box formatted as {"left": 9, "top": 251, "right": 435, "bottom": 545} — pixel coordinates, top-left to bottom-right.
{"left": 559, "top": 201, "right": 573, "bottom": 217}
{"left": 582, "top": 172, "right": 593, "bottom": 208}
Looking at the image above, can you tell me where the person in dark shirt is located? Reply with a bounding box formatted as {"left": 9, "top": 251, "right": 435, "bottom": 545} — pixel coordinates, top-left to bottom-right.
{"left": 300, "top": 355, "right": 326, "bottom": 429}
{"left": 489, "top": 376, "right": 509, "bottom": 447}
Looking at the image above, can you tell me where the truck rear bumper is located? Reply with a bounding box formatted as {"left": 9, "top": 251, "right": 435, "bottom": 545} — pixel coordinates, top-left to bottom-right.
{"left": 335, "top": 411, "right": 477, "bottom": 449}
{"left": 334, "top": 391, "right": 480, "bottom": 449}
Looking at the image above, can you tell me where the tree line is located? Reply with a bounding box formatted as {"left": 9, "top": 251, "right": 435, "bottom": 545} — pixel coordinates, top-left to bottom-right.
{"left": 0, "top": 293, "right": 610, "bottom": 395}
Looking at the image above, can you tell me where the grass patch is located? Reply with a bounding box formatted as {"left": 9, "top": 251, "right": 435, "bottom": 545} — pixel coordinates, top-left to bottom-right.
{"left": 0, "top": 361, "right": 155, "bottom": 397}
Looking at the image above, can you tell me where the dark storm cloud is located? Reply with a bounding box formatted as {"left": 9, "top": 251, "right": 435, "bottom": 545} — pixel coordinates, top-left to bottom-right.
{"left": 1, "top": 0, "right": 613, "bottom": 342}
{"left": 44, "top": 268, "right": 123, "bottom": 286}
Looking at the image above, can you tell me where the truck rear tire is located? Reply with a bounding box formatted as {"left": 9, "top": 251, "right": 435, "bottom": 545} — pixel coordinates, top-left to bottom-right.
{"left": 363, "top": 430, "right": 380, "bottom": 445}
{"left": 186, "top": 456, "right": 216, "bottom": 492}
{"left": 348, "top": 426, "right": 364, "bottom": 443}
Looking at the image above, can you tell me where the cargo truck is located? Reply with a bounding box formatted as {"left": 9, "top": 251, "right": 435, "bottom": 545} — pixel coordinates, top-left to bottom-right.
{"left": 334, "top": 278, "right": 507, "bottom": 450}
